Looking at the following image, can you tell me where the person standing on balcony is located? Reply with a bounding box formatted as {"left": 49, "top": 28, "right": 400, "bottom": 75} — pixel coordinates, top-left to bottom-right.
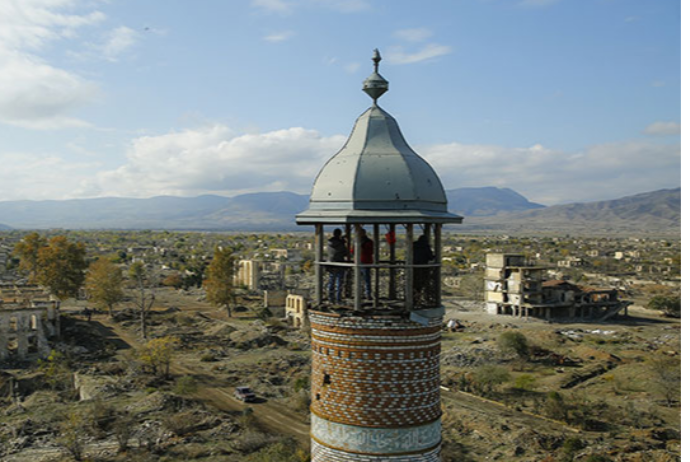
{"left": 327, "top": 228, "right": 348, "bottom": 303}
{"left": 413, "top": 235, "right": 435, "bottom": 299}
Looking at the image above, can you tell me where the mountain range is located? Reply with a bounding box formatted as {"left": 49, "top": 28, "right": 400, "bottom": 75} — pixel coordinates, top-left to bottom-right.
{"left": 0, "top": 187, "right": 679, "bottom": 235}
{"left": 465, "top": 188, "right": 680, "bottom": 235}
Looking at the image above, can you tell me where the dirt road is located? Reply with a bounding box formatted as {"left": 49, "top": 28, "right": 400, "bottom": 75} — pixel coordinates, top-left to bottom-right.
{"left": 92, "top": 316, "right": 312, "bottom": 445}
{"left": 92, "top": 314, "right": 587, "bottom": 449}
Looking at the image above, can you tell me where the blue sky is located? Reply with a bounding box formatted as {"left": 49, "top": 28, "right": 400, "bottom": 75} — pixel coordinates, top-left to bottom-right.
{"left": 0, "top": 0, "right": 681, "bottom": 205}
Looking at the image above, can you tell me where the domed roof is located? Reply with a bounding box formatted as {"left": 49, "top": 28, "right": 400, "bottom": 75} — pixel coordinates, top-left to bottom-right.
{"left": 296, "top": 50, "right": 463, "bottom": 225}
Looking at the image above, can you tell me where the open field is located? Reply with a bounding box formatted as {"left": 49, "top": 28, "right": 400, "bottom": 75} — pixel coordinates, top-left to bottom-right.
{"left": 0, "top": 286, "right": 679, "bottom": 462}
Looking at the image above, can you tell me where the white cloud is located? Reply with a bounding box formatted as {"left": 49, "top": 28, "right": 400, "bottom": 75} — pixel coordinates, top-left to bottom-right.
{"left": 387, "top": 44, "right": 452, "bottom": 65}
{"left": 0, "top": 151, "right": 100, "bottom": 201}
{"left": 643, "top": 121, "right": 681, "bottom": 136}
{"left": 82, "top": 125, "right": 347, "bottom": 198}
{"left": 420, "top": 140, "right": 680, "bottom": 204}
{"left": 0, "top": 0, "right": 104, "bottom": 129}
{"left": 252, "top": 0, "right": 369, "bottom": 13}
{"left": 101, "top": 26, "right": 139, "bottom": 61}
{"left": 252, "top": 0, "right": 293, "bottom": 13}
{"left": 263, "top": 31, "right": 295, "bottom": 42}
{"left": 393, "top": 28, "right": 433, "bottom": 43}
{"left": 651, "top": 80, "right": 666, "bottom": 88}
{"left": 0, "top": 126, "right": 679, "bottom": 205}
{"left": 0, "top": 0, "right": 105, "bottom": 53}
{"left": 0, "top": 52, "right": 98, "bottom": 129}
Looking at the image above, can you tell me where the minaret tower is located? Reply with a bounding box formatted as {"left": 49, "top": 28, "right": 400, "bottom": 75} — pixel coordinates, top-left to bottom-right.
{"left": 296, "top": 50, "right": 463, "bottom": 462}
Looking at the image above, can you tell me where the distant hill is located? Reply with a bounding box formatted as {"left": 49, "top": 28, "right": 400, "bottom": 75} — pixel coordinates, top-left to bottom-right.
{"left": 0, "top": 188, "right": 678, "bottom": 234}
{"left": 0, "top": 223, "right": 11, "bottom": 230}
{"left": 0, "top": 195, "right": 233, "bottom": 230}
{"left": 446, "top": 187, "right": 544, "bottom": 216}
{"left": 466, "top": 188, "right": 680, "bottom": 235}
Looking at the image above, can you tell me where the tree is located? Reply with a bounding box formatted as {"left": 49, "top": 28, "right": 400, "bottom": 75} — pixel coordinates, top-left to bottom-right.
{"left": 673, "top": 254, "right": 681, "bottom": 276}
{"left": 138, "top": 336, "right": 178, "bottom": 378}
{"left": 648, "top": 295, "right": 681, "bottom": 318}
{"left": 38, "top": 349, "right": 72, "bottom": 391}
{"left": 497, "top": 331, "right": 530, "bottom": 360}
{"left": 649, "top": 356, "right": 680, "bottom": 406}
{"left": 85, "top": 257, "right": 124, "bottom": 317}
{"left": 129, "top": 261, "right": 156, "bottom": 339}
{"left": 57, "top": 410, "right": 90, "bottom": 461}
{"left": 13, "top": 232, "right": 47, "bottom": 282}
{"left": 162, "top": 272, "right": 184, "bottom": 289}
{"left": 204, "top": 247, "right": 236, "bottom": 315}
{"left": 473, "top": 365, "right": 510, "bottom": 396}
{"left": 543, "top": 391, "right": 568, "bottom": 421}
{"left": 35, "top": 236, "right": 88, "bottom": 300}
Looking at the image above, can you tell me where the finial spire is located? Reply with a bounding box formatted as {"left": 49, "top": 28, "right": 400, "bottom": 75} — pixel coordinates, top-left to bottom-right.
{"left": 372, "top": 48, "right": 381, "bottom": 72}
{"left": 363, "top": 48, "right": 389, "bottom": 104}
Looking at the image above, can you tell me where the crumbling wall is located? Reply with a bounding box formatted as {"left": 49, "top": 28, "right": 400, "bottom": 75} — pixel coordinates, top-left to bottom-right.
{"left": 0, "top": 308, "right": 51, "bottom": 361}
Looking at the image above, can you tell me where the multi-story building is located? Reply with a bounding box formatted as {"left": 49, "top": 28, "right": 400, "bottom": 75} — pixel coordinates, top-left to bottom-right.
{"left": 0, "top": 285, "right": 60, "bottom": 362}
{"left": 485, "top": 253, "right": 630, "bottom": 320}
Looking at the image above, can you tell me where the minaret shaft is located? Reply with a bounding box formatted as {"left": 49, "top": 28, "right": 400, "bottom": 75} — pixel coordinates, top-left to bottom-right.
{"left": 310, "top": 312, "right": 443, "bottom": 461}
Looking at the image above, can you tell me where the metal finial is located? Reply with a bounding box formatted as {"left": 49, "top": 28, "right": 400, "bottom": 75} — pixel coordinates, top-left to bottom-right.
{"left": 372, "top": 48, "right": 381, "bottom": 72}
{"left": 363, "top": 48, "right": 389, "bottom": 104}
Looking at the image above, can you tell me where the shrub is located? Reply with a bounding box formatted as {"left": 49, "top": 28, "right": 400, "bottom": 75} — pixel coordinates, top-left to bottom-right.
{"left": 497, "top": 331, "right": 530, "bottom": 360}
{"left": 543, "top": 391, "right": 568, "bottom": 421}
{"left": 583, "top": 455, "right": 611, "bottom": 462}
{"left": 514, "top": 374, "right": 536, "bottom": 391}
{"left": 163, "top": 411, "right": 197, "bottom": 436}
{"left": 174, "top": 376, "right": 198, "bottom": 395}
{"left": 473, "top": 365, "right": 510, "bottom": 396}
{"left": 648, "top": 295, "right": 681, "bottom": 318}
{"left": 245, "top": 438, "right": 310, "bottom": 462}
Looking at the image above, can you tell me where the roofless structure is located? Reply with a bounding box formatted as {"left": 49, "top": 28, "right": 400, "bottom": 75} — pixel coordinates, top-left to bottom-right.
{"left": 297, "top": 49, "right": 462, "bottom": 462}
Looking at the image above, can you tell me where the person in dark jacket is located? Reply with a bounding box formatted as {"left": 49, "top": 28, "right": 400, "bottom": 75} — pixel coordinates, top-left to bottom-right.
{"left": 327, "top": 228, "right": 348, "bottom": 303}
{"left": 413, "top": 235, "right": 435, "bottom": 297}
{"left": 413, "top": 235, "right": 434, "bottom": 265}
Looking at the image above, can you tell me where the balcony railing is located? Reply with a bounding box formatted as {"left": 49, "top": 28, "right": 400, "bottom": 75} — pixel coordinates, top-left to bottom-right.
{"left": 316, "top": 260, "right": 441, "bottom": 312}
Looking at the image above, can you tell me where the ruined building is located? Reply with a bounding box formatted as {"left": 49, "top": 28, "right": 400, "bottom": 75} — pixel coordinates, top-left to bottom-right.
{"left": 485, "top": 253, "right": 630, "bottom": 320}
{"left": 234, "top": 260, "right": 260, "bottom": 290}
{"left": 0, "top": 285, "right": 60, "bottom": 362}
{"left": 296, "top": 50, "right": 462, "bottom": 462}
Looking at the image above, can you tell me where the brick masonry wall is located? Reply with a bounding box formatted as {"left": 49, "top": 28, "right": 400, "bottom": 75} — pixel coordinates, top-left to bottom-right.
{"left": 310, "top": 310, "right": 443, "bottom": 461}
{"left": 312, "top": 439, "right": 441, "bottom": 462}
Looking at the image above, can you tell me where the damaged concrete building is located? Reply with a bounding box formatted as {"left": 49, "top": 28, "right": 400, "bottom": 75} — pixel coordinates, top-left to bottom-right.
{"left": 0, "top": 285, "right": 60, "bottom": 362}
{"left": 485, "top": 253, "right": 630, "bottom": 321}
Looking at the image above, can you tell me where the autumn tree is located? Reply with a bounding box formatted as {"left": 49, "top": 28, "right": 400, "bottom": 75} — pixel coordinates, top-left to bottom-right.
{"left": 85, "top": 257, "right": 124, "bottom": 317}
{"left": 162, "top": 272, "right": 184, "bottom": 289}
{"left": 204, "top": 247, "right": 236, "bottom": 316}
{"left": 129, "top": 261, "right": 156, "bottom": 339}
{"left": 35, "top": 236, "right": 88, "bottom": 300}
{"left": 13, "top": 232, "right": 47, "bottom": 282}
{"left": 138, "top": 336, "right": 178, "bottom": 378}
